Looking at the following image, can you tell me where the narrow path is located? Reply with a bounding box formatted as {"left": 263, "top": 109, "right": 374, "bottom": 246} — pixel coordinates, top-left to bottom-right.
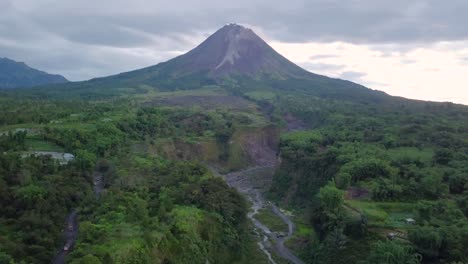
{"left": 93, "top": 171, "right": 104, "bottom": 199}
{"left": 51, "top": 210, "right": 78, "bottom": 264}
{"left": 224, "top": 166, "right": 304, "bottom": 264}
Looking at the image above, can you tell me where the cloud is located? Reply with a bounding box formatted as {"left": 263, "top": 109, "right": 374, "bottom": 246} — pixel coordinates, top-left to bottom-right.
{"left": 300, "top": 62, "right": 346, "bottom": 72}
{"left": 271, "top": 40, "right": 468, "bottom": 104}
{"left": 0, "top": 0, "right": 467, "bottom": 104}
{"left": 253, "top": 1, "right": 468, "bottom": 44}
{"left": 309, "top": 54, "right": 338, "bottom": 60}
{"left": 339, "top": 71, "right": 367, "bottom": 82}
{"left": 7, "top": 1, "right": 468, "bottom": 46}
{"left": 400, "top": 59, "right": 417, "bottom": 64}
{"left": 459, "top": 57, "right": 468, "bottom": 65}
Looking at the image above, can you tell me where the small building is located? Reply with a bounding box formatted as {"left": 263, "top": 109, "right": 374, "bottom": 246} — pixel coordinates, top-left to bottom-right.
{"left": 405, "top": 218, "right": 416, "bottom": 225}
{"left": 25, "top": 151, "right": 75, "bottom": 165}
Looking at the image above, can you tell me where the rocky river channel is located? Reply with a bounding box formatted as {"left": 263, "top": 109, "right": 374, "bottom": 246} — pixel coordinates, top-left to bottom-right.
{"left": 224, "top": 166, "right": 305, "bottom": 264}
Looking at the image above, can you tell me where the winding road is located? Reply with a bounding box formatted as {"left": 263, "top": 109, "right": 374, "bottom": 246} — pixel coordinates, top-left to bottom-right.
{"left": 225, "top": 166, "right": 305, "bottom": 264}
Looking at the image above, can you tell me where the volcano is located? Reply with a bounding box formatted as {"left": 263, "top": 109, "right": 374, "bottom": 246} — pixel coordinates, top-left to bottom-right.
{"left": 34, "top": 23, "right": 385, "bottom": 101}
{"left": 161, "top": 23, "right": 311, "bottom": 79}
{"left": 89, "top": 23, "right": 317, "bottom": 88}
{"left": 83, "top": 24, "right": 369, "bottom": 92}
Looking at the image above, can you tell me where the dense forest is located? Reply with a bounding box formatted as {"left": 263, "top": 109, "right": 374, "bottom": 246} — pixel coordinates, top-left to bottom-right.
{"left": 1, "top": 82, "right": 467, "bottom": 264}
{"left": 0, "top": 97, "right": 267, "bottom": 263}
{"left": 2, "top": 21, "right": 467, "bottom": 264}
{"left": 269, "top": 94, "right": 468, "bottom": 263}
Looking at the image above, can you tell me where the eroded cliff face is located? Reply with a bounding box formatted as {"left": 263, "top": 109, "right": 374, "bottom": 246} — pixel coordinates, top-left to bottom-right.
{"left": 231, "top": 125, "right": 280, "bottom": 167}
{"left": 152, "top": 125, "right": 281, "bottom": 172}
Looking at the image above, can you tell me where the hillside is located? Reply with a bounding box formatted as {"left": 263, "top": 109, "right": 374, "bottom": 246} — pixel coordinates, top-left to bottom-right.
{"left": 0, "top": 58, "right": 68, "bottom": 89}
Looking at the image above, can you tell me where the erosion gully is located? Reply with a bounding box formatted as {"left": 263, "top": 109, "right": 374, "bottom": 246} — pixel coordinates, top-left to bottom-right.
{"left": 52, "top": 171, "right": 103, "bottom": 264}
{"left": 51, "top": 122, "right": 304, "bottom": 263}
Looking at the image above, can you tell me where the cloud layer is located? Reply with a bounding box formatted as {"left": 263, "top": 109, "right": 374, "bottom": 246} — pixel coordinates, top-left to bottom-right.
{"left": 1, "top": 0, "right": 468, "bottom": 103}
{"left": 272, "top": 41, "right": 468, "bottom": 104}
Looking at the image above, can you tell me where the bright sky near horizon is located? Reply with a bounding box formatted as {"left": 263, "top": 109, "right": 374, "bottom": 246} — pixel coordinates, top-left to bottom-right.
{"left": 270, "top": 40, "right": 468, "bottom": 104}
{"left": 1, "top": 0, "right": 468, "bottom": 104}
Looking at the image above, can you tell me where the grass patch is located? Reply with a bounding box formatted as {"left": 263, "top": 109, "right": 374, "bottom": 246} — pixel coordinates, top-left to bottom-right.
{"left": 25, "top": 137, "right": 64, "bottom": 152}
{"left": 387, "top": 147, "right": 434, "bottom": 164}
{"left": 283, "top": 211, "right": 317, "bottom": 260}
{"left": 141, "top": 86, "right": 228, "bottom": 100}
{"left": 256, "top": 208, "right": 288, "bottom": 233}
{"left": 296, "top": 223, "right": 314, "bottom": 237}
{"left": 245, "top": 90, "right": 276, "bottom": 101}
{"left": 345, "top": 200, "right": 414, "bottom": 228}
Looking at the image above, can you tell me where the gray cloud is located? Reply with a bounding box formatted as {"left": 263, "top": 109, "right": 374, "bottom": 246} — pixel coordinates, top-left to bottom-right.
{"left": 300, "top": 62, "right": 346, "bottom": 72}
{"left": 309, "top": 54, "right": 338, "bottom": 60}
{"left": 459, "top": 57, "right": 468, "bottom": 65}
{"left": 364, "top": 81, "right": 390, "bottom": 88}
{"left": 339, "top": 71, "right": 389, "bottom": 89}
{"left": 401, "top": 59, "right": 418, "bottom": 64}
{"left": 1, "top": 0, "right": 468, "bottom": 80}
{"left": 339, "top": 71, "right": 367, "bottom": 82}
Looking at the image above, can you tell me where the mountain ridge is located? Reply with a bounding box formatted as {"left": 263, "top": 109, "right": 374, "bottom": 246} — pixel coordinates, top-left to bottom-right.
{"left": 0, "top": 58, "right": 68, "bottom": 89}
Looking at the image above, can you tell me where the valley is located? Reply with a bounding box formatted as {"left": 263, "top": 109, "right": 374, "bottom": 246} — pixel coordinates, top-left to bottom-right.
{"left": 225, "top": 166, "right": 305, "bottom": 264}
{"left": 0, "top": 24, "right": 467, "bottom": 264}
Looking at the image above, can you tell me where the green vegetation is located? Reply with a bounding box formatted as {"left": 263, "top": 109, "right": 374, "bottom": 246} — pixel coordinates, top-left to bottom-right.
{"left": 70, "top": 160, "right": 255, "bottom": 264}
{"left": 256, "top": 208, "right": 288, "bottom": 233}
{"left": 345, "top": 201, "right": 414, "bottom": 228}
{"left": 268, "top": 91, "right": 468, "bottom": 263}
{"left": 244, "top": 90, "right": 276, "bottom": 101}
{"left": 25, "top": 137, "right": 65, "bottom": 152}
{"left": 0, "top": 96, "right": 270, "bottom": 263}
{"left": 1, "top": 56, "right": 467, "bottom": 263}
{"left": 366, "top": 240, "right": 421, "bottom": 264}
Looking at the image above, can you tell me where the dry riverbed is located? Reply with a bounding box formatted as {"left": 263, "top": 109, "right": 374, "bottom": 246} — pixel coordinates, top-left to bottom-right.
{"left": 224, "top": 166, "right": 305, "bottom": 264}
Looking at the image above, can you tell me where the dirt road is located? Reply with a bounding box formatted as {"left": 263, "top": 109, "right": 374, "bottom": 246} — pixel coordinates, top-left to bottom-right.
{"left": 51, "top": 170, "right": 104, "bottom": 263}
{"left": 51, "top": 210, "right": 78, "bottom": 264}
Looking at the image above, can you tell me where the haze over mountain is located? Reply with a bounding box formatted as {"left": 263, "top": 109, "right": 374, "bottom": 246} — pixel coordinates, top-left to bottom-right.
{"left": 0, "top": 58, "right": 68, "bottom": 89}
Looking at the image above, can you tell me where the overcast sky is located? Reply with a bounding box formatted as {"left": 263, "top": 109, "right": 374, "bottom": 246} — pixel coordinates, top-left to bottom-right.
{"left": 1, "top": 0, "right": 468, "bottom": 104}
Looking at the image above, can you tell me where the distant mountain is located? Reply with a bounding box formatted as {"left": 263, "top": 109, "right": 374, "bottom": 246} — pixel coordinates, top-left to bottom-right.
{"left": 19, "top": 24, "right": 388, "bottom": 102}
{"left": 91, "top": 24, "right": 310, "bottom": 86}
{"left": 0, "top": 58, "right": 68, "bottom": 89}
{"left": 156, "top": 24, "right": 312, "bottom": 79}
{"left": 53, "top": 24, "right": 378, "bottom": 100}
